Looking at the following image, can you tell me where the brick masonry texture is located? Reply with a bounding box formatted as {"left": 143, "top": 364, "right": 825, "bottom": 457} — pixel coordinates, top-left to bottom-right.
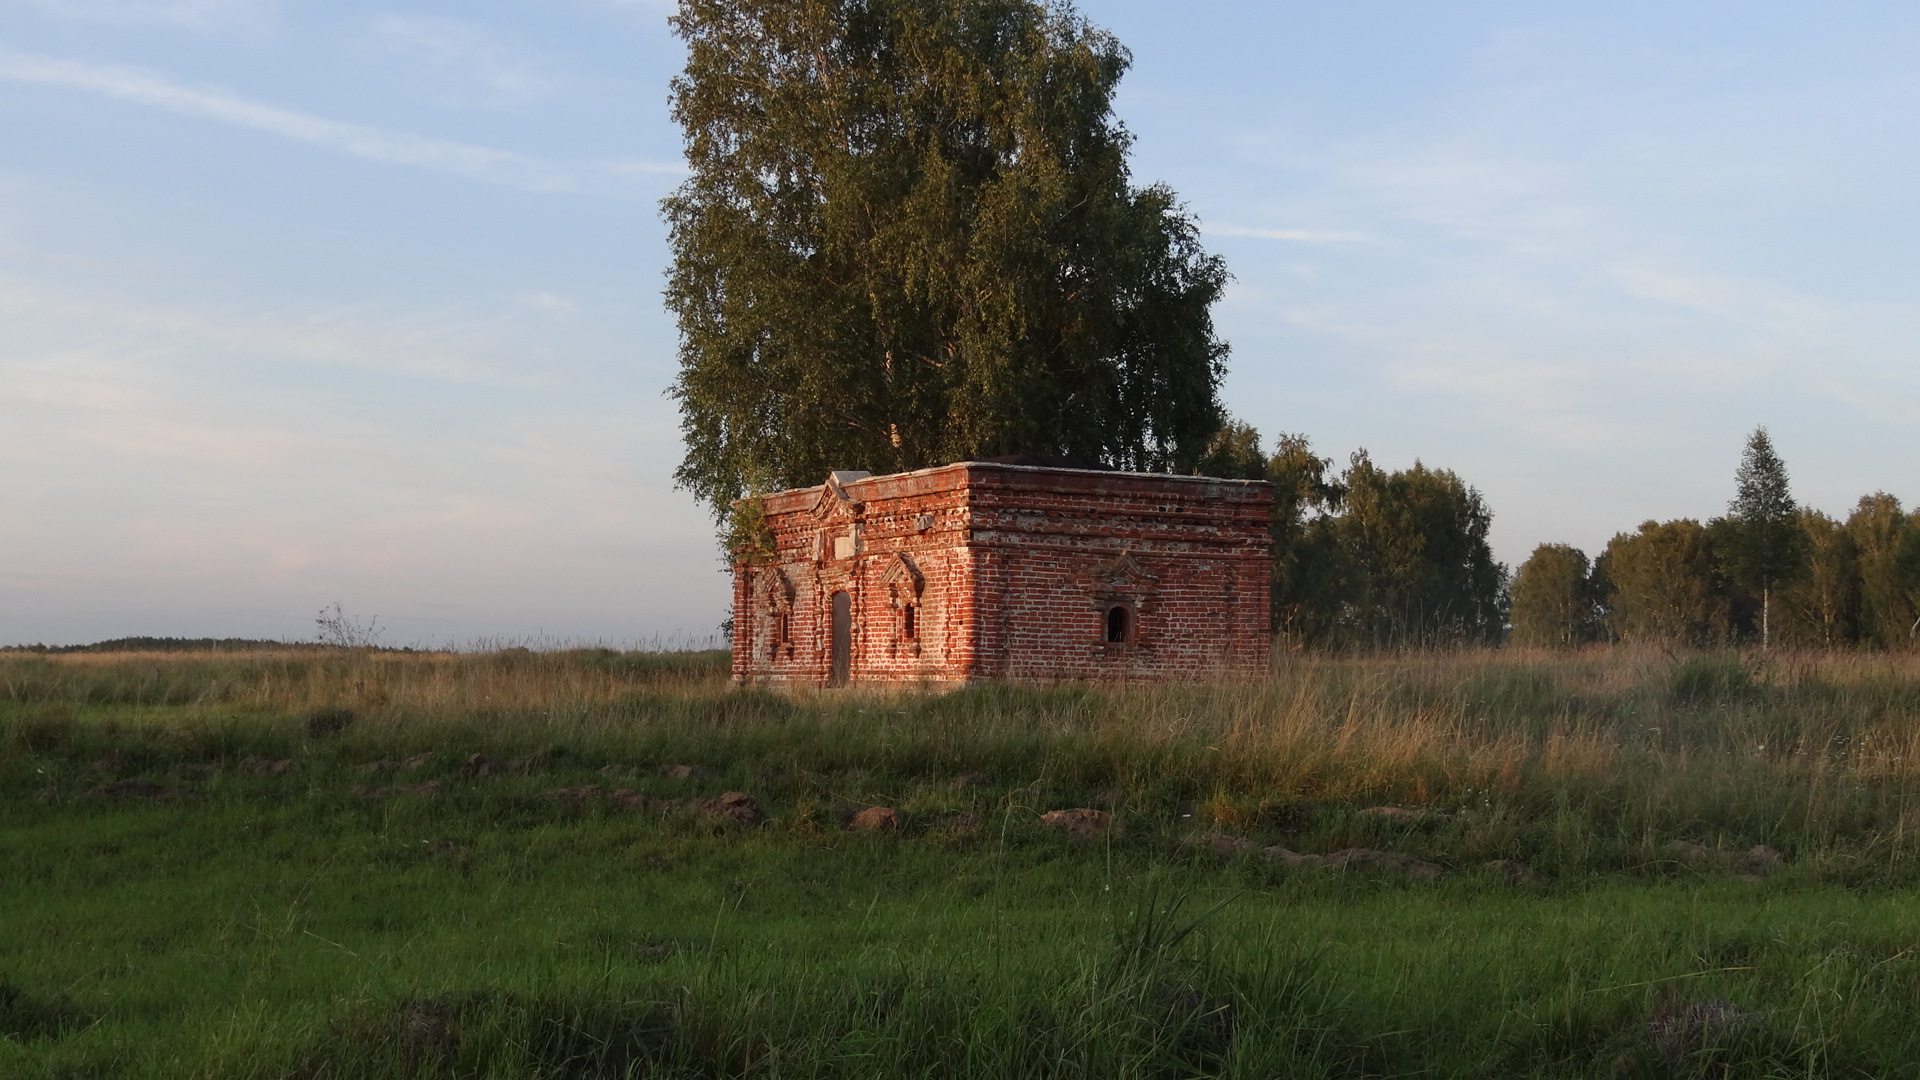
{"left": 731, "top": 462, "right": 1273, "bottom": 687}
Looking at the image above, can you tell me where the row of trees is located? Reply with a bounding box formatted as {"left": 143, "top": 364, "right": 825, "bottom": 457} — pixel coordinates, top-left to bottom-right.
{"left": 1512, "top": 430, "right": 1920, "bottom": 650}
{"left": 1204, "top": 424, "right": 1918, "bottom": 653}
{"left": 1197, "top": 425, "right": 1508, "bottom": 650}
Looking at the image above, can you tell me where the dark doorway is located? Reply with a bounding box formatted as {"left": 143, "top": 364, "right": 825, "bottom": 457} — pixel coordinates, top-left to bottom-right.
{"left": 830, "top": 591, "right": 853, "bottom": 686}
{"left": 1106, "top": 604, "right": 1130, "bottom": 644}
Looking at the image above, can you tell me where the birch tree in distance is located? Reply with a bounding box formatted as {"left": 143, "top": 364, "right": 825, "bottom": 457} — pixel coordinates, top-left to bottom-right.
{"left": 663, "top": 0, "right": 1231, "bottom": 515}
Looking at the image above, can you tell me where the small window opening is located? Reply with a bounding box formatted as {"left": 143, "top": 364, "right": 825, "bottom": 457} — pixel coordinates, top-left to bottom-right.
{"left": 902, "top": 604, "right": 917, "bottom": 641}
{"left": 768, "top": 612, "right": 790, "bottom": 660}
{"left": 1105, "top": 605, "right": 1129, "bottom": 644}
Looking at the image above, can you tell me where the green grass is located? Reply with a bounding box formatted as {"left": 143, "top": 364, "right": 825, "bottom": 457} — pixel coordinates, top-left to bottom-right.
{"left": 6, "top": 645, "right": 1920, "bottom": 1077}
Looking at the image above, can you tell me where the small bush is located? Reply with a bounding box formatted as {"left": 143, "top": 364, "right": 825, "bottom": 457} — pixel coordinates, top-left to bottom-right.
{"left": 1669, "top": 655, "right": 1753, "bottom": 707}
{"left": 305, "top": 707, "right": 356, "bottom": 739}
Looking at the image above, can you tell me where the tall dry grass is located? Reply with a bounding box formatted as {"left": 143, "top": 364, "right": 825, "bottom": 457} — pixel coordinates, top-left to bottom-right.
{"left": 7, "top": 643, "right": 1920, "bottom": 872}
{"left": 0, "top": 646, "right": 727, "bottom": 712}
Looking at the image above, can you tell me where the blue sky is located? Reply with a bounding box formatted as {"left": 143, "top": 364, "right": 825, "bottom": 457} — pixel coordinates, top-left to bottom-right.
{"left": 2, "top": 0, "right": 1917, "bottom": 647}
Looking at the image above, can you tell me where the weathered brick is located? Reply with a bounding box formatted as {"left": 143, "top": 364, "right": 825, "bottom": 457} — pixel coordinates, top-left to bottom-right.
{"left": 732, "top": 462, "right": 1272, "bottom": 687}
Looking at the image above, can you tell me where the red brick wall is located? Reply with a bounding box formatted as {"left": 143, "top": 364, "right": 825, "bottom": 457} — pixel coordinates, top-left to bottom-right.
{"left": 731, "top": 463, "right": 1271, "bottom": 686}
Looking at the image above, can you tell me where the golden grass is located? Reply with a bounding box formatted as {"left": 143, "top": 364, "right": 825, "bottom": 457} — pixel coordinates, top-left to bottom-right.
{"left": 5, "top": 646, "right": 726, "bottom": 712}
{"left": 9, "top": 643, "right": 1920, "bottom": 857}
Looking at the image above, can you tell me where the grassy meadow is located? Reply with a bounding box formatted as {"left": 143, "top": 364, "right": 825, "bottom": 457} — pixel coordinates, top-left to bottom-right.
{"left": 7, "top": 645, "right": 1920, "bottom": 1077}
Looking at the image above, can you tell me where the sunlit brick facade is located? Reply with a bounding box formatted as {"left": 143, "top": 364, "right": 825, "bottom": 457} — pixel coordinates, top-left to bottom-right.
{"left": 730, "top": 462, "right": 1272, "bottom": 687}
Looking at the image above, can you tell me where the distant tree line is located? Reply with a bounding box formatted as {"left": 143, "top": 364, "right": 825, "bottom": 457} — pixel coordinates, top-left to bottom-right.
{"left": 1199, "top": 423, "right": 1919, "bottom": 653}
{"left": 1195, "top": 423, "right": 1508, "bottom": 650}
{"left": 0, "top": 637, "right": 307, "bottom": 654}
{"left": 1508, "top": 428, "right": 1920, "bottom": 651}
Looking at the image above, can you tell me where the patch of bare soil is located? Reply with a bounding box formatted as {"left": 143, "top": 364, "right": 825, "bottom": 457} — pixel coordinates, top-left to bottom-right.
{"left": 1040, "top": 808, "right": 1117, "bottom": 839}
{"left": 1356, "top": 805, "right": 1457, "bottom": 825}
{"left": 1668, "top": 841, "right": 1785, "bottom": 878}
{"left": 847, "top": 806, "right": 900, "bottom": 831}
{"left": 705, "top": 791, "right": 764, "bottom": 826}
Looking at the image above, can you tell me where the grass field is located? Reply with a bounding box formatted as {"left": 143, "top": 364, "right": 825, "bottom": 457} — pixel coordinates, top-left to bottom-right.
{"left": 6, "top": 645, "right": 1920, "bottom": 1078}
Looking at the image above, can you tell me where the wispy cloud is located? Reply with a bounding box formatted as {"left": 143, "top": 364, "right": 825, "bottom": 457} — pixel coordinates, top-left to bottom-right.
{"left": 1204, "top": 223, "right": 1375, "bottom": 245}
{"left": 1606, "top": 260, "right": 1837, "bottom": 336}
{"left": 0, "top": 0, "right": 277, "bottom": 30}
{"left": 0, "top": 272, "right": 533, "bottom": 384}
{"left": 0, "top": 48, "right": 681, "bottom": 194}
{"left": 366, "top": 15, "right": 560, "bottom": 103}
{"left": 1820, "top": 379, "right": 1920, "bottom": 428}
{"left": 514, "top": 292, "right": 581, "bottom": 315}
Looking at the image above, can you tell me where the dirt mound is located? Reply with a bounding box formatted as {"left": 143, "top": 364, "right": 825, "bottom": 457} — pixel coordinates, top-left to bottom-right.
{"left": 1040, "top": 808, "right": 1116, "bottom": 839}
{"left": 706, "top": 792, "right": 764, "bottom": 826}
{"left": 847, "top": 807, "right": 900, "bottom": 831}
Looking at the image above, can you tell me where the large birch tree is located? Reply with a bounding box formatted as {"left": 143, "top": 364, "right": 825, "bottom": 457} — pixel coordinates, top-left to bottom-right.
{"left": 664, "top": 0, "right": 1230, "bottom": 513}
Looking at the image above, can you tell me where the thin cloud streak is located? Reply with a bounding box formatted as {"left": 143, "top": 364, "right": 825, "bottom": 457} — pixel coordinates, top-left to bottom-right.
{"left": 0, "top": 273, "right": 530, "bottom": 383}
{"left": 0, "top": 0, "right": 277, "bottom": 31}
{"left": 0, "top": 48, "right": 681, "bottom": 194}
{"left": 1204, "top": 223, "right": 1375, "bottom": 244}
{"left": 367, "top": 14, "right": 560, "bottom": 102}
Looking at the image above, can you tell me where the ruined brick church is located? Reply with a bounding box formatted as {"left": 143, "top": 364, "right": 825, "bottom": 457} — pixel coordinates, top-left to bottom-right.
{"left": 730, "top": 460, "right": 1272, "bottom": 687}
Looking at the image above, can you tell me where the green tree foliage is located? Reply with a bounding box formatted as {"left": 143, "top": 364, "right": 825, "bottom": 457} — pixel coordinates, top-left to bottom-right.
{"left": 1777, "top": 510, "right": 1859, "bottom": 647}
{"left": 1509, "top": 544, "right": 1600, "bottom": 648}
{"left": 1306, "top": 452, "right": 1507, "bottom": 649}
{"left": 724, "top": 494, "right": 778, "bottom": 565}
{"left": 1190, "top": 417, "right": 1267, "bottom": 480}
{"left": 1847, "top": 493, "right": 1920, "bottom": 649}
{"left": 1597, "top": 520, "right": 1727, "bottom": 645}
{"left": 1718, "top": 427, "right": 1806, "bottom": 648}
{"left": 1263, "top": 433, "right": 1347, "bottom": 648}
{"left": 1702, "top": 515, "right": 1761, "bottom": 640}
{"left": 665, "top": 0, "right": 1230, "bottom": 514}
{"left": 1223, "top": 433, "right": 1502, "bottom": 651}
{"left": 1480, "top": 426, "right": 1918, "bottom": 654}
{"left": 1586, "top": 494, "right": 1916, "bottom": 653}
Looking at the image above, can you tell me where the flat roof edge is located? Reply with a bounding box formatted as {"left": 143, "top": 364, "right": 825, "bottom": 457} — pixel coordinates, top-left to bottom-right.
{"left": 743, "top": 461, "right": 1271, "bottom": 504}
{"left": 949, "top": 462, "right": 1270, "bottom": 486}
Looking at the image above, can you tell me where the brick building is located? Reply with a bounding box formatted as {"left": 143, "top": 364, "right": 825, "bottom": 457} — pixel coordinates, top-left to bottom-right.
{"left": 730, "top": 461, "right": 1272, "bottom": 687}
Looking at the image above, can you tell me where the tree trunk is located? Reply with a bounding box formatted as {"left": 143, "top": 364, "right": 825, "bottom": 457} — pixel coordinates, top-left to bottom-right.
{"left": 1762, "top": 586, "right": 1771, "bottom": 651}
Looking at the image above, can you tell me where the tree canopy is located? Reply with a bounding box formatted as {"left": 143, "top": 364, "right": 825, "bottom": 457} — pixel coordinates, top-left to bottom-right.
{"left": 1510, "top": 543, "right": 1600, "bottom": 649}
{"left": 1221, "top": 428, "right": 1506, "bottom": 650}
{"left": 1597, "top": 519, "right": 1726, "bottom": 646}
{"left": 1328, "top": 453, "right": 1507, "bottom": 648}
{"left": 1848, "top": 493, "right": 1920, "bottom": 648}
{"left": 665, "top": 0, "right": 1230, "bottom": 514}
{"left": 1781, "top": 509, "right": 1858, "bottom": 647}
{"left": 1718, "top": 427, "right": 1805, "bottom": 647}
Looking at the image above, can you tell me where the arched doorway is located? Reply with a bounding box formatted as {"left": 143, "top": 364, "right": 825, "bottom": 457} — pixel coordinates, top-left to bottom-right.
{"left": 829, "top": 591, "right": 852, "bottom": 687}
